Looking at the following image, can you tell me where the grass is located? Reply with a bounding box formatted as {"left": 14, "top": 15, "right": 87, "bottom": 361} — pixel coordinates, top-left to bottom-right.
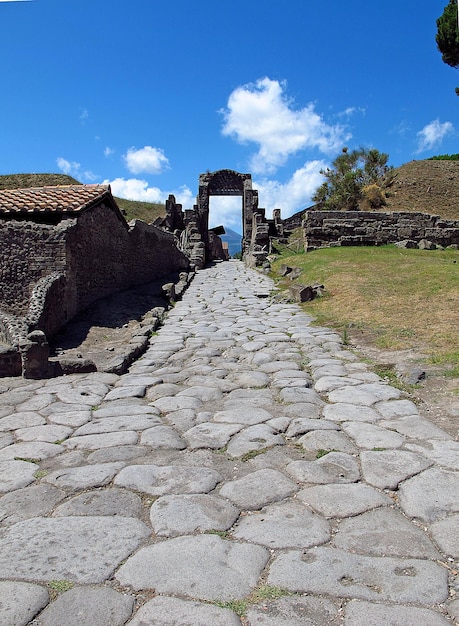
{"left": 213, "top": 585, "right": 293, "bottom": 616}
{"left": 115, "top": 197, "right": 165, "bottom": 223}
{"left": 48, "top": 580, "right": 73, "bottom": 592}
{"left": 271, "top": 245, "right": 459, "bottom": 373}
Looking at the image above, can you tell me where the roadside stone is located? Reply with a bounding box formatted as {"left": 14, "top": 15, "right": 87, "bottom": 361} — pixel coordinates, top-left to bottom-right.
{"left": 360, "top": 449, "right": 432, "bottom": 489}
{"left": 378, "top": 415, "right": 453, "bottom": 440}
{"left": 114, "top": 464, "right": 220, "bottom": 495}
{"left": 333, "top": 507, "right": 441, "bottom": 558}
{"left": 245, "top": 596, "right": 340, "bottom": 626}
{"left": 398, "top": 467, "right": 459, "bottom": 522}
{"left": 127, "top": 596, "right": 242, "bottom": 626}
{"left": 232, "top": 500, "right": 330, "bottom": 548}
{"left": 286, "top": 452, "right": 360, "bottom": 484}
{"left": 36, "top": 586, "right": 134, "bottom": 626}
{"left": 53, "top": 487, "right": 142, "bottom": 518}
{"left": 342, "top": 421, "right": 405, "bottom": 449}
{"left": 297, "top": 483, "right": 391, "bottom": 518}
{"left": 0, "top": 516, "right": 150, "bottom": 583}
{"left": 116, "top": 534, "right": 269, "bottom": 600}
{"left": 405, "top": 440, "right": 459, "bottom": 470}
{"left": 267, "top": 546, "right": 448, "bottom": 604}
{"left": 0, "top": 483, "right": 65, "bottom": 525}
{"left": 0, "top": 581, "right": 49, "bottom": 626}
{"left": 374, "top": 398, "right": 419, "bottom": 419}
{"left": 344, "top": 599, "right": 451, "bottom": 625}
{"left": 219, "top": 468, "right": 297, "bottom": 509}
{"left": 150, "top": 494, "right": 239, "bottom": 536}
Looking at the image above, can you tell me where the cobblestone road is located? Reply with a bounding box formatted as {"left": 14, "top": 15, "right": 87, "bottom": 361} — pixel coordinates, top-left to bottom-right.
{"left": 0, "top": 261, "right": 458, "bottom": 625}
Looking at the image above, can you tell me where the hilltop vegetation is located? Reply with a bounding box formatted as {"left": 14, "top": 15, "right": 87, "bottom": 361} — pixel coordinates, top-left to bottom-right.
{"left": 0, "top": 173, "right": 165, "bottom": 223}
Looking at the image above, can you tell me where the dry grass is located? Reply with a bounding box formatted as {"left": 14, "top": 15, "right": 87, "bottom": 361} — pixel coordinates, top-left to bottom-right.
{"left": 272, "top": 245, "right": 459, "bottom": 372}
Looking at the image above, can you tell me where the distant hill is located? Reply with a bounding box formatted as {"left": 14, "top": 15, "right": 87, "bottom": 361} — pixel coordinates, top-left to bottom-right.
{"left": 220, "top": 227, "right": 242, "bottom": 257}
{"left": 0, "top": 173, "right": 165, "bottom": 223}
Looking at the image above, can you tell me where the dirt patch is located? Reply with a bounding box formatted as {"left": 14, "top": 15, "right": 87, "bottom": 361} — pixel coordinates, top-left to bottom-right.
{"left": 348, "top": 327, "right": 459, "bottom": 439}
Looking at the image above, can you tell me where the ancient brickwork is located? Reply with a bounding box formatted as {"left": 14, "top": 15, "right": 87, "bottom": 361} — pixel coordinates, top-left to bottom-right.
{"left": 304, "top": 211, "right": 459, "bottom": 251}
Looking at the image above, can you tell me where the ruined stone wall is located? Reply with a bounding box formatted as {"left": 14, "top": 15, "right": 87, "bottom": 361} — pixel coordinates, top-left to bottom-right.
{"left": 0, "top": 220, "right": 67, "bottom": 316}
{"left": 304, "top": 211, "right": 459, "bottom": 250}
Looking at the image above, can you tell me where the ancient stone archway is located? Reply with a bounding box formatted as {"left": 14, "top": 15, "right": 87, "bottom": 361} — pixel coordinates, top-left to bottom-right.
{"left": 196, "top": 169, "right": 259, "bottom": 255}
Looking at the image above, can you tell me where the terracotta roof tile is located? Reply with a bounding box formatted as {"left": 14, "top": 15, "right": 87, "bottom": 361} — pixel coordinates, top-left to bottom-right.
{"left": 0, "top": 185, "right": 112, "bottom": 215}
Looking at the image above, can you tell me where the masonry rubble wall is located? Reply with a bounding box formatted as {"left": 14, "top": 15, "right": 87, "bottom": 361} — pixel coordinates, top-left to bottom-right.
{"left": 303, "top": 210, "right": 459, "bottom": 250}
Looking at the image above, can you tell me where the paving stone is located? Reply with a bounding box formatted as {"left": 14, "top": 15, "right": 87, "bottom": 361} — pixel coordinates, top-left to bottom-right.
{"left": 127, "top": 596, "right": 242, "bottom": 626}
{"left": 314, "top": 376, "right": 361, "bottom": 392}
{"left": 232, "top": 500, "right": 330, "bottom": 548}
{"left": 374, "top": 398, "right": 419, "bottom": 418}
{"left": 297, "top": 430, "right": 358, "bottom": 454}
{"left": 163, "top": 408, "right": 196, "bottom": 432}
{"left": 327, "top": 386, "right": 381, "bottom": 406}
{"left": 0, "top": 411, "right": 45, "bottom": 431}
{"left": 259, "top": 360, "right": 300, "bottom": 373}
{"left": 73, "top": 414, "right": 163, "bottom": 436}
{"left": 15, "top": 393, "right": 55, "bottom": 412}
{"left": 0, "top": 441, "right": 65, "bottom": 461}
{"left": 87, "top": 445, "right": 149, "bottom": 463}
{"left": 278, "top": 387, "right": 324, "bottom": 405}
{"left": 152, "top": 395, "right": 203, "bottom": 413}
{"left": 344, "top": 599, "right": 451, "bottom": 626}
{"left": 333, "top": 507, "right": 441, "bottom": 558}
{"left": 103, "top": 386, "right": 147, "bottom": 401}
{"left": 55, "top": 382, "right": 109, "bottom": 405}
{"left": 43, "top": 463, "right": 125, "bottom": 490}
{"left": 286, "top": 452, "right": 360, "bottom": 484}
{"left": 183, "top": 422, "right": 242, "bottom": 449}
{"left": 342, "top": 421, "right": 406, "bottom": 448}
{"left": 285, "top": 418, "right": 339, "bottom": 437}
{"left": 360, "top": 449, "right": 432, "bottom": 489}
{"left": 430, "top": 513, "right": 459, "bottom": 557}
{"left": 14, "top": 424, "right": 73, "bottom": 443}
{"left": 114, "top": 464, "right": 220, "bottom": 495}
{"left": 0, "top": 460, "right": 38, "bottom": 493}
{"left": 405, "top": 440, "right": 459, "bottom": 470}
{"left": 46, "top": 409, "right": 92, "bottom": 428}
{"left": 0, "top": 432, "right": 13, "bottom": 448}
{"left": 213, "top": 406, "right": 273, "bottom": 425}
{"left": 297, "top": 483, "right": 392, "bottom": 518}
{"left": 140, "top": 425, "right": 186, "bottom": 449}
{"left": 0, "top": 516, "right": 150, "bottom": 583}
{"left": 379, "top": 415, "right": 452, "bottom": 441}
{"left": 177, "top": 385, "right": 223, "bottom": 401}
{"left": 0, "top": 483, "right": 65, "bottom": 526}
{"left": 0, "top": 581, "right": 49, "bottom": 626}
{"left": 36, "top": 586, "right": 134, "bottom": 626}
{"left": 245, "top": 596, "right": 340, "bottom": 626}
{"left": 281, "top": 402, "right": 323, "bottom": 419}
{"left": 91, "top": 403, "right": 160, "bottom": 418}
{"left": 62, "top": 431, "right": 138, "bottom": 450}
{"left": 228, "top": 371, "right": 270, "bottom": 388}
{"left": 53, "top": 487, "right": 142, "bottom": 517}
{"left": 267, "top": 546, "right": 448, "bottom": 604}
{"left": 150, "top": 494, "right": 239, "bottom": 536}
{"left": 226, "top": 423, "right": 285, "bottom": 458}
{"left": 447, "top": 599, "right": 459, "bottom": 622}
{"left": 398, "top": 467, "right": 459, "bottom": 522}
{"left": 323, "top": 402, "right": 381, "bottom": 422}
{"left": 116, "top": 534, "right": 269, "bottom": 601}
{"left": 219, "top": 468, "right": 297, "bottom": 510}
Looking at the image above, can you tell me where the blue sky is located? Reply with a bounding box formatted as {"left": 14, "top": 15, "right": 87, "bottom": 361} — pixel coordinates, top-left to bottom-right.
{"left": 0, "top": 0, "right": 457, "bottom": 233}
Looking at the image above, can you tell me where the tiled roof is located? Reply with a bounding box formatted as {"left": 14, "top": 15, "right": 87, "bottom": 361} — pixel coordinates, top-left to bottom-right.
{"left": 0, "top": 185, "right": 112, "bottom": 215}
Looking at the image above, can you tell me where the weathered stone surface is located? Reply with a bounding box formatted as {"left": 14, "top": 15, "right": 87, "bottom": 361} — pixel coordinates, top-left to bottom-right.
{"left": 43, "top": 463, "right": 125, "bottom": 490}
{"left": 342, "top": 421, "right": 405, "bottom": 449}
{"left": 232, "top": 500, "right": 330, "bottom": 548}
{"left": 297, "top": 430, "right": 358, "bottom": 454}
{"left": 0, "top": 581, "right": 49, "bottom": 626}
{"left": 405, "top": 440, "right": 459, "bottom": 470}
{"left": 127, "top": 595, "right": 242, "bottom": 625}
{"left": 226, "top": 423, "right": 285, "bottom": 458}
{"left": 114, "top": 464, "right": 220, "bottom": 495}
{"left": 116, "top": 535, "right": 269, "bottom": 600}
{"left": 245, "top": 596, "right": 340, "bottom": 626}
{"left": 333, "top": 508, "right": 440, "bottom": 558}
{"left": 430, "top": 513, "right": 459, "bottom": 558}
{"left": 213, "top": 406, "right": 273, "bottom": 425}
{"left": 62, "top": 431, "right": 138, "bottom": 450}
{"left": 139, "top": 425, "right": 186, "bottom": 449}
{"left": 219, "top": 468, "right": 297, "bottom": 509}
{"left": 73, "top": 414, "right": 162, "bottom": 436}
{"left": 0, "top": 411, "right": 45, "bottom": 431}
{"left": 297, "top": 483, "right": 391, "bottom": 518}
{"left": 267, "top": 547, "right": 448, "bottom": 604}
{"left": 287, "top": 452, "right": 360, "bottom": 484}
{"left": 0, "top": 516, "right": 150, "bottom": 583}
{"left": 183, "top": 422, "right": 242, "bottom": 449}
{"left": 0, "top": 459, "right": 39, "bottom": 492}
{"left": 152, "top": 395, "right": 203, "bottom": 413}
{"left": 53, "top": 487, "right": 142, "bottom": 518}
{"left": 379, "top": 415, "right": 452, "bottom": 441}
{"left": 0, "top": 483, "right": 65, "bottom": 526}
{"left": 150, "top": 494, "right": 239, "bottom": 536}
{"left": 36, "top": 586, "right": 134, "bottom": 626}
{"left": 360, "top": 450, "right": 431, "bottom": 489}
{"left": 398, "top": 467, "right": 459, "bottom": 522}
{"left": 344, "top": 599, "right": 451, "bottom": 626}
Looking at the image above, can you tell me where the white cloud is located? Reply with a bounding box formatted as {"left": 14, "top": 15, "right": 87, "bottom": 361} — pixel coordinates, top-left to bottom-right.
{"left": 124, "top": 146, "right": 169, "bottom": 175}
{"left": 104, "top": 147, "right": 114, "bottom": 157}
{"left": 209, "top": 196, "right": 243, "bottom": 231}
{"left": 104, "top": 177, "right": 194, "bottom": 209}
{"left": 79, "top": 107, "right": 89, "bottom": 123}
{"left": 416, "top": 119, "right": 454, "bottom": 153}
{"left": 56, "top": 157, "right": 96, "bottom": 182}
{"left": 221, "top": 77, "right": 349, "bottom": 174}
